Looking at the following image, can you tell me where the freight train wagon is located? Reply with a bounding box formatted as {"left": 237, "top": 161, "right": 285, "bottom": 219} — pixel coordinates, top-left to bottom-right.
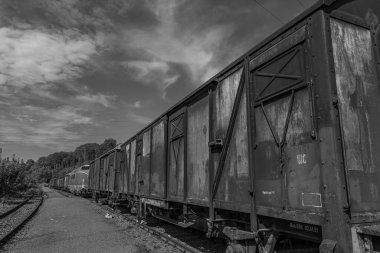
{"left": 49, "top": 178, "right": 58, "bottom": 189}
{"left": 66, "top": 165, "right": 90, "bottom": 196}
{"left": 89, "top": 0, "right": 380, "bottom": 252}
{"left": 88, "top": 145, "right": 123, "bottom": 201}
{"left": 51, "top": 178, "right": 64, "bottom": 190}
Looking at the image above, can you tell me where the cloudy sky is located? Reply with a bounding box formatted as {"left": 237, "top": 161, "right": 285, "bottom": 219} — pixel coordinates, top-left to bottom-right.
{"left": 0, "top": 0, "right": 317, "bottom": 160}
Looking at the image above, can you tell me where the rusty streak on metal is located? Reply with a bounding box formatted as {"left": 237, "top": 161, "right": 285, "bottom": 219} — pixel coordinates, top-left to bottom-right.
{"left": 211, "top": 68, "right": 246, "bottom": 201}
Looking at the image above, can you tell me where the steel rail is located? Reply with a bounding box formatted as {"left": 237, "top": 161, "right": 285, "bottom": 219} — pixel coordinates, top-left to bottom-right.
{"left": 0, "top": 195, "right": 44, "bottom": 247}
{"left": 0, "top": 195, "right": 34, "bottom": 220}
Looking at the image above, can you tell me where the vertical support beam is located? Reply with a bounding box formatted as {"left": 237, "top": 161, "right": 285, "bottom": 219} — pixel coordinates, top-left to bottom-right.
{"left": 163, "top": 117, "right": 168, "bottom": 200}
{"left": 127, "top": 143, "right": 130, "bottom": 194}
{"left": 166, "top": 120, "right": 170, "bottom": 202}
{"left": 149, "top": 126, "right": 153, "bottom": 196}
{"left": 113, "top": 150, "right": 117, "bottom": 198}
{"left": 208, "top": 87, "right": 215, "bottom": 221}
{"left": 245, "top": 57, "right": 257, "bottom": 232}
{"left": 183, "top": 107, "right": 188, "bottom": 202}
{"left": 314, "top": 10, "right": 352, "bottom": 252}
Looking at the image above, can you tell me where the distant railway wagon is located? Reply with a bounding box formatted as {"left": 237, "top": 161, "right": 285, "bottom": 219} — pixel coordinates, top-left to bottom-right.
{"left": 64, "top": 174, "right": 70, "bottom": 190}
{"left": 57, "top": 178, "right": 64, "bottom": 189}
{"left": 49, "top": 178, "right": 58, "bottom": 188}
{"left": 66, "top": 165, "right": 90, "bottom": 196}
{"left": 88, "top": 0, "right": 380, "bottom": 252}
{"left": 50, "top": 166, "right": 90, "bottom": 197}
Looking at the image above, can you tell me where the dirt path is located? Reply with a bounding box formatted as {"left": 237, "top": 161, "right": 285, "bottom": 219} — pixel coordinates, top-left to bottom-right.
{"left": 2, "top": 187, "right": 179, "bottom": 253}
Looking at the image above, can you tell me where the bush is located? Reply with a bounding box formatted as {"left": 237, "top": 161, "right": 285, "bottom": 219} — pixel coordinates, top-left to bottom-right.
{"left": 0, "top": 162, "right": 36, "bottom": 197}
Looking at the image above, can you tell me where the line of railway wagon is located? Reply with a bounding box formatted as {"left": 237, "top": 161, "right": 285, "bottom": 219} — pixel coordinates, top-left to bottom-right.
{"left": 55, "top": 0, "right": 380, "bottom": 252}
{"left": 50, "top": 165, "right": 90, "bottom": 197}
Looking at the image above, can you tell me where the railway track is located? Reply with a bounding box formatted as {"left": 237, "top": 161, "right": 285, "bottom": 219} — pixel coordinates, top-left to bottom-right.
{"left": 0, "top": 196, "right": 33, "bottom": 219}
{"left": 103, "top": 205, "right": 227, "bottom": 253}
{"left": 0, "top": 195, "right": 43, "bottom": 247}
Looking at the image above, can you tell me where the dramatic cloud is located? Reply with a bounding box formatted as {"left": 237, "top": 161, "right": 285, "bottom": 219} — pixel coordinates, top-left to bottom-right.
{"left": 0, "top": 27, "right": 97, "bottom": 88}
{"left": 0, "top": 105, "right": 92, "bottom": 148}
{"left": 0, "top": 24, "right": 113, "bottom": 152}
{"left": 121, "top": 0, "right": 231, "bottom": 99}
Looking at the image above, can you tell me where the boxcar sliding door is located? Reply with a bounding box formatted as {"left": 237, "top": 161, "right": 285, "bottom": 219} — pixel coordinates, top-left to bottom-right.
{"left": 212, "top": 67, "right": 251, "bottom": 213}
{"left": 168, "top": 109, "right": 185, "bottom": 201}
{"left": 251, "top": 27, "right": 322, "bottom": 217}
{"left": 187, "top": 95, "right": 209, "bottom": 205}
{"left": 150, "top": 120, "right": 166, "bottom": 198}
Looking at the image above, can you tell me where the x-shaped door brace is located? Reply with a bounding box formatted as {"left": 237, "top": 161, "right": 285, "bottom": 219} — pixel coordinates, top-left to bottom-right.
{"left": 170, "top": 115, "right": 183, "bottom": 139}
{"left": 255, "top": 48, "right": 303, "bottom": 100}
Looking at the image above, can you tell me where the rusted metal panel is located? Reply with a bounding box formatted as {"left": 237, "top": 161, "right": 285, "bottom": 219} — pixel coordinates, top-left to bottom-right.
{"left": 88, "top": 163, "right": 94, "bottom": 190}
{"left": 122, "top": 143, "right": 130, "bottom": 194}
{"left": 115, "top": 150, "right": 122, "bottom": 195}
{"left": 150, "top": 121, "right": 166, "bottom": 198}
{"left": 254, "top": 90, "right": 321, "bottom": 211}
{"left": 187, "top": 95, "right": 209, "bottom": 202}
{"left": 251, "top": 24, "right": 323, "bottom": 215}
{"left": 108, "top": 153, "right": 115, "bottom": 193}
{"left": 331, "top": 18, "right": 380, "bottom": 213}
{"left": 212, "top": 68, "right": 242, "bottom": 177}
{"left": 129, "top": 140, "right": 136, "bottom": 194}
{"left": 249, "top": 26, "right": 306, "bottom": 71}
{"left": 100, "top": 158, "right": 105, "bottom": 191}
{"left": 104, "top": 157, "right": 109, "bottom": 192}
{"left": 168, "top": 112, "right": 185, "bottom": 201}
{"left": 213, "top": 68, "right": 243, "bottom": 141}
{"left": 117, "top": 148, "right": 124, "bottom": 194}
{"left": 253, "top": 45, "right": 305, "bottom": 101}
{"left": 138, "top": 130, "right": 151, "bottom": 196}
{"left": 94, "top": 159, "right": 100, "bottom": 191}
{"left": 215, "top": 87, "right": 250, "bottom": 212}
{"left": 285, "top": 89, "right": 321, "bottom": 211}
{"left": 254, "top": 100, "right": 284, "bottom": 208}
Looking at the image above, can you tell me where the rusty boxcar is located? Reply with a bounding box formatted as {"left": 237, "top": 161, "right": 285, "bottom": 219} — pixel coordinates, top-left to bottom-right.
{"left": 65, "top": 165, "right": 90, "bottom": 196}
{"left": 88, "top": 0, "right": 380, "bottom": 252}
{"left": 89, "top": 145, "right": 124, "bottom": 200}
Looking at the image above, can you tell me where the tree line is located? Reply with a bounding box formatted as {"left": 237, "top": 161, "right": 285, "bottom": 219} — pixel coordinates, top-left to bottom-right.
{"left": 0, "top": 138, "right": 117, "bottom": 197}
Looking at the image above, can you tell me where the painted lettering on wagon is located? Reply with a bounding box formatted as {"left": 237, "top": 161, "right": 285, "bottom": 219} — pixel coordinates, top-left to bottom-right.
{"left": 289, "top": 222, "right": 319, "bottom": 233}
{"left": 297, "top": 154, "right": 306, "bottom": 165}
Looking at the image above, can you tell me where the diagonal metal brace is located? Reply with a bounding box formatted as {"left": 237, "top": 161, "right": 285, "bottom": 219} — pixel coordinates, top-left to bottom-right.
{"left": 211, "top": 68, "right": 246, "bottom": 201}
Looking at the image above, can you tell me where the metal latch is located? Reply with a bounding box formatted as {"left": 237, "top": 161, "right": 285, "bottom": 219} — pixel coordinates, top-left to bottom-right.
{"left": 208, "top": 139, "right": 223, "bottom": 153}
